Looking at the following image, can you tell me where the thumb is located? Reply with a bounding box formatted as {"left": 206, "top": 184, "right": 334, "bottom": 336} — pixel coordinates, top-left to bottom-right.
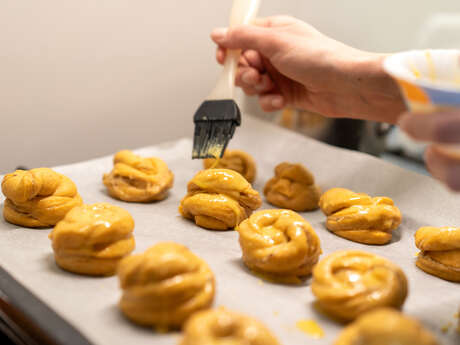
{"left": 211, "top": 25, "right": 278, "bottom": 58}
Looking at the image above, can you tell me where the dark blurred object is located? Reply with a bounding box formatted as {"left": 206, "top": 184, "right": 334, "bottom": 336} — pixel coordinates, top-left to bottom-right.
{"left": 0, "top": 321, "right": 17, "bottom": 345}
{"left": 0, "top": 267, "right": 92, "bottom": 345}
{"left": 279, "top": 108, "right": 390, "bottom": 156}
{"left": 385, "top": 126, "right": 426, "bottom": 162}
{"left": 0, "top": 296, "right": 39, "bottom": 345}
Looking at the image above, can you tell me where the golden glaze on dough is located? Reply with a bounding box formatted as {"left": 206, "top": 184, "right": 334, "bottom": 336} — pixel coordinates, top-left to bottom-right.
{"left": 203, "top": 149, "right": 257, "bottom": 183}
{"left": 264, "top": 162, "right": 320, "bottom": 212}
{"left": 118, "top": 242, "right": 215, "bottom": 329}
{"left": 334, "top": 308, "right": 439, "bottom": 345}
{"left": 319, "top": 188, "right": 401, "bottom": 244}
{"left": 311, "top": 250, "right": 408, "bottom": 322}
{"left": 236, "top": 209, "right": 321, "bottom": 279}
{"left": 103, "top": 150, "right": 173, "bottom": 202}
{"left": 49, "top": 203, "right": 135, "bottom": 276}
{"left": 415, "top": 226, "right": 460, "bottom": 282}
{"left": 179, "top": 169, "right": 262, "bottom": 230}
{"left": 2, "top": 168, "right": 82, "bottom": 228}
{"left": 180, "top": 307, "right": 280, "bottom": 345}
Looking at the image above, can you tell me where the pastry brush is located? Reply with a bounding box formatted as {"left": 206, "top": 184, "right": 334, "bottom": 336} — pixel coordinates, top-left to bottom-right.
{"left": 192, "top": 0, "right": 261, "bottom": 159}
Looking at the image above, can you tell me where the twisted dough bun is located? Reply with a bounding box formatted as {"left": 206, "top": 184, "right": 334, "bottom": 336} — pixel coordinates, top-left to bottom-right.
{"left": 49, "top": 203, "right": 135, "bottom": 276}
{"left": 319, "top": 188, "right": 402, "bottom": 244}
{"left": 334, "top": 308, "right": 439, "bottom": 345}
{"left": 103, "top": 150, "right": 174, "bottom": 202}
{"left": 180, "top": 307, "right": 280, "bottom": 345}
{"left": 118, "top": 242, "right": 215, "bottom": 329}
{"left": 179, "top": 169, "right": 262, "bottom": 230}
{"left": 311, "top": 250, "right": 408, "bottom": 322}
{"left": 203, "top": 149, "right": 256, "bottom": 183}
{"left": 2, "top": 168, "right": 82, "bottom": 228}
{"left": 236, "top": 209, "right": 321, "bottom": 278}
{"left": 415, "top": 226, "right": 460, "bottom": 282}
{"left": 264, "top": 162, "right": 320, "bottom": 211}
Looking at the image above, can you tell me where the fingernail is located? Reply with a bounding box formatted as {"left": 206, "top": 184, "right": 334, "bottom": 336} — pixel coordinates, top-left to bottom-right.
{"left": 271, "top": 96, "right": 283, "bottom": 108}
{"left": 211, "top": 27, "right": 228, "bottom": 42}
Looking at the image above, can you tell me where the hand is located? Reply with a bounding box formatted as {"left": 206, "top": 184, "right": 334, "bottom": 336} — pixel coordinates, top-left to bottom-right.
{"left": 211, "top": 15, "right": 405, "bottom": 123}
{"left": 399, "top": 111, "right": 460, "bottom": 191}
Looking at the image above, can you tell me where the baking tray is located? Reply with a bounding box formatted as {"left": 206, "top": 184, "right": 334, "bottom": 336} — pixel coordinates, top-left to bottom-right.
{"left": 0, "top": 266, "right": 91, "bottom": 345}
{"left": 0, "top": 116, "right": 459, "bottom": 345}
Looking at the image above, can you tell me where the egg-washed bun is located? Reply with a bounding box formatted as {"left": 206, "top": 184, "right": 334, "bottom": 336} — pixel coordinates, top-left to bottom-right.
{"left": 415, "top": 226, "right": 460, "bottom": 282}
{"left": 179, "top": 169, "right": 261, "bottom": 230}
{"left": 118, "top": 242, "right": 215, "bottom": 329}
{"left": 264, "top": 162, "right": 320, "bottom": 212}
{"left": 103, "top": 150, "right": 174, "bottom": 202}
{"left": 311, "top": 250, "right": 408, "bottom": 322}
{"left": 237, "top": 209, "right": 321, "bottom": 279}
{"left": 334, "top": 308, "right": 439, "bottom": 345}
{"left": 2, "top": 168, "right": 82, "bottom": 228}
{"left": 180, "top": 307, "right": 280, "bottom": 345}
{"left": 319, "top": 188, "right": 401, "bottom": 245}
{"left": 203, "top": 149, "right": 256, "bottom": 183}
{"left": 49, "top": 203, "right": 135, "bottom": 276}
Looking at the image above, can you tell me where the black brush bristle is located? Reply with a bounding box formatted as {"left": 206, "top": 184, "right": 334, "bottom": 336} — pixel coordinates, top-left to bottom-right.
{"left": 192, "top": 100, "right": 241, "bottom": 159}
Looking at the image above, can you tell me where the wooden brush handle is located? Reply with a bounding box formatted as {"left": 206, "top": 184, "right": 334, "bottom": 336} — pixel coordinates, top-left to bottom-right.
{"left": 207, "top": 0, "right": 261, "bottom": 101}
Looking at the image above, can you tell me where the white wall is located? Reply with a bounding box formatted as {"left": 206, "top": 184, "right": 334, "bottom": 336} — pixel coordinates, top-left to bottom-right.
{"left": 300, "top": 1, "right": 460, "bottom": 52}
{"left": 1, "top": 1, "right": 459, "bottom": 173}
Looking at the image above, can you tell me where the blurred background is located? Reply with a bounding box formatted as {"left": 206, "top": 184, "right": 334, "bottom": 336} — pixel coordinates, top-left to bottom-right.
{"left": 1, "top": 0, "right": 460, "bottom": 173}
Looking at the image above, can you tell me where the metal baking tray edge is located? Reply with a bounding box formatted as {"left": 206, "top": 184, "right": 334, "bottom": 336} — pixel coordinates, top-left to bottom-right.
{"left": 0, "top": 266, "right": 92, "bottom": 345}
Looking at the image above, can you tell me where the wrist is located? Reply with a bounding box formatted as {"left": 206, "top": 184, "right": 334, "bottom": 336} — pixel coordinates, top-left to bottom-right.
{"left": 342, "top": 51, "right": 406, "bottom": 123}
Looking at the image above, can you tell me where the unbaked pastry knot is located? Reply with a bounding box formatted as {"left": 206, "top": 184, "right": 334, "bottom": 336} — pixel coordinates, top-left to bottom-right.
{"left": 319, "top": 188, "right": 401, "bottom": 245}
{"left": 311, "top": 250, "right": 408, "bottom": 322}
{"left": 264, "top": 162, "right": 320, "bottom": 211}
{"left": 203, "top": 149, "right": 257, "bottom": 183}
{"left": 2, "top": 168, "right": 82, "bottom": 228}
{"left": 236, "top": 209, "right": 321, "bottom": 278}
{"left": 49, "top": 202, "right": 135, "bottom": 276}
{"left": 180, "top": 307, "right": 280, "bottom": 345}
{"left": 118, "top": 242, "right": 215, "bottom": 328}
{"left": 333, "top": 308, "right": 439, "bottom": 345}
{"left": 415, "top": 226, "right": 460, "bottom": 282}
{"left": 103, "top": 150, "right": 174, "bottom": 202}
{"left": 179, "top": 169, "right": 262, "bottom": 230}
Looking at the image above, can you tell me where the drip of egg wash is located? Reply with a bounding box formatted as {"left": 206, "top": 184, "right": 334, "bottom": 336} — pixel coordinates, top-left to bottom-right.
{"left": 296, "top": 319, "right": 324, "bottom": 339}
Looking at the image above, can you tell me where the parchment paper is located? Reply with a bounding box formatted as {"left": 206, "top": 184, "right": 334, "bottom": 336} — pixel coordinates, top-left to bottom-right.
{"left": 0, "top": 116, "right": 459, "bottom": 345}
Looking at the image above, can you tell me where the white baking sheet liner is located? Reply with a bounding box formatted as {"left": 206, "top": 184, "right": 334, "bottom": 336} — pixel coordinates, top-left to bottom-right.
{"left": 0, "top": 116, "right": 459, "bottom": 344}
